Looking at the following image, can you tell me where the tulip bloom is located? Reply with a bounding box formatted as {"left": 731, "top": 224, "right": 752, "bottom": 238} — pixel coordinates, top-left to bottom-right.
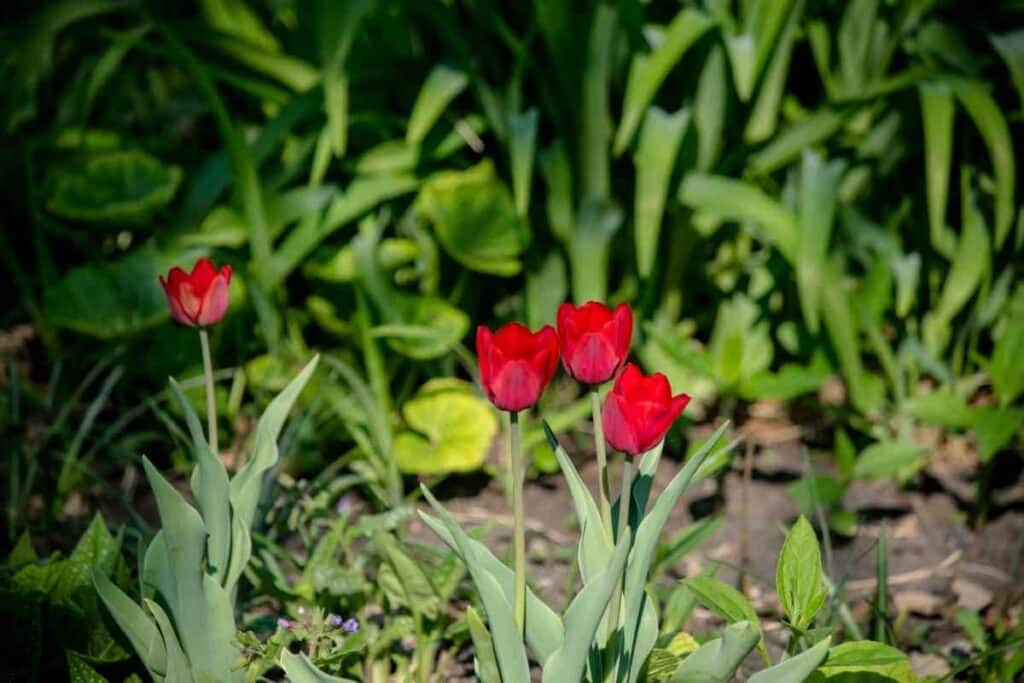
{"left": 602, "top": 363, "right": 691, "bottom": 456}
{"left": 476, "top": 323, "right": 559, "bottom": 413}
{"left": 159, "top": 258, "right": 232, "bottom": 327}
{"left": 557, "top": 301, "right": 632, "bottom": 385}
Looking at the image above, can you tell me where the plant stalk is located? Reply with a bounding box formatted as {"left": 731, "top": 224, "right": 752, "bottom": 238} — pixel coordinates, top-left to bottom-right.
{"left": 199, "top": 328, "right": 218, "bottom": 455}
{"left": 510, "top": 411, "right": 526, "bottom": 638}
{"left": 606, "top": 457, "right": 634, "bottom": 637}
{"left": 591, "top": 390, "right": 614, "bottom": 542}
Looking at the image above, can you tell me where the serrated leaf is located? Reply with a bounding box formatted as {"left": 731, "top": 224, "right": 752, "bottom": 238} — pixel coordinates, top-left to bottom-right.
{"left": 814, "top": 641, "right": 916, "bottom": 682}
{"left": 853, "top": 441, "right": 927, "bottom": 480}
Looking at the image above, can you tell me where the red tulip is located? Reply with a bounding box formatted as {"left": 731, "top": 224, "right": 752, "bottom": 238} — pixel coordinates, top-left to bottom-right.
{"left": 601, "top": 363, "right": 690, "bottom": 456}
{"left": 557, "top": 301, "right": 632, "bottom": 385}
{"left": 476, "top": 322, "right": 559, "bottom": 412}
{"left": 159, "top": 258, "right": 232, "bottom": 327}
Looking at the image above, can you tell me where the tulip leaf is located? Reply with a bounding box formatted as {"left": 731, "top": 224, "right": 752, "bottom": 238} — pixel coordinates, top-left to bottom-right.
{"left": 545, "top": 421, "right": 612, "bottom": 583}
{"left": 43, "top": 245, "right": 171, "bottom": 338}
{"left": 419, "top": 487, "right": 530, "bottom": 682}
{"left": 393, "top": 380, "right": 497, "bottom": 475}
{"left": 694, "top": 45, "right": 727, "bottom": 171}
{"left": 417, "top": 160, "right": 530, "bottom": 275}
{"left": 669, "top": 621, "right": 760, "bottom": 683}
{"left": 92, "top": 570, "right": 166, "bottom": 679}
{"left": 45, "top": 150, "right": 182, "bottom": 223}
{"left": 622, "top": 422, "right": 733, "bottom": 676}
{"left": 797, "top": 150, "right": 844, "bottom": 334}
{"left": 418, "top": 510, "right": 563, "bottom": 665}
{"left": 466, "top": 606, "right": 502, "bottom": 683}
{"left": 541, "top": 529, "right": 631, "bottom": 683}
{"left": 683, "top": 575, "right": 759, "bottom": 628}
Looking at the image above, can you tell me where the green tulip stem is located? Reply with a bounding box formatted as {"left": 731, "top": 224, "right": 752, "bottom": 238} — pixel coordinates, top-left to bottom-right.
{"left": 591, "top": 390, "right": 614, "bottom": 542}
{"left": 199, "top": 328, "right": 218, "bottom": 455}
{"left": 617, "top": 459, "right": 633, "bottom": 544}
{"left": 509, "top": 411, "right": 526, "bottom": 637}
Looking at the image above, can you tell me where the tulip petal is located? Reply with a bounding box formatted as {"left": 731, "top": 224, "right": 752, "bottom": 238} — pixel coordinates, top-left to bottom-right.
{"left": 612, "top": 303, "right": 633, "bottom": 360}
{"left": 196, "top": 275, "right": 230, "bottom": 326}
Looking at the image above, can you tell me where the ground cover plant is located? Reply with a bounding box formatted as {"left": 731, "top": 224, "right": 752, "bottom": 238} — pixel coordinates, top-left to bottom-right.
{"left": 1, "top": 0, "right": 1024, "bottom": 680}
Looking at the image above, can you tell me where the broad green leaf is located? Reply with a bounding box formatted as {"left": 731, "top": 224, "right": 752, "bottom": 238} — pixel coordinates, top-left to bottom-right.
{"left": 952, "top": 78, "right": 1016, "bottom": 247}
{"left": 418, "top": 160, "right": 530, "bottom": 275}
{"left": 541, "top": 529, "right": 631, "bottom": 683}
{"left": 776, "top": 516, "right": 827, "bottom": 630}
{"left": 724, "top": 34, "right": 756, "bottom": 102}
{"left": 615, "top": 8, "right": 713, "bottom": 154}
{"left": 54, "top": 512, "right": 119, "bottom": 602}
{"left": 973, "top": 407, "right": 1023, "bottom": 463}
{"left": 378, "top": 296, "right": 470, "bottom": 361}
{"left": 393, "top": 380, "right": 497, "bottom": 475}
{"left": 748, "top": 636, "right": 831, "bottom": 683}
{"left": 694, "top": 45, "right": 726, "bottom": 171}
{"left": 418, "top": 511, "right": 564, "bottom": 664}
{"left": 786, "top": 475, "right": 846, "bottom": 517}
{"left": 903, "top": 390, "right": 975, "bottom": 429}
{"left": 44, "top": 246, "right": 170, "bottom": 338}
{"left": 678, "top": 174, "right": 798, "bottom": 262}
{"left": 634, "top": 106, "right": 690, "bottom": 278}
{"left": 466, "top": 606, "right": 501, "bottom": 683}
{"left": 279, "top": 650, "right": 355, "bottom": 682}
{"left": 45, "top": 150, "right": 182, "bottom": 223}
{"left": 708, "top": 295, "right": 773, "bottom": 389}
{"left": 93, "top": 570, "right": 166, "bottom": 679}
{"left": 419, "top": 487, "right": 530, "bottom": 682}
{"left": 813, "top": 641, "right": 916, "bottom": 682}
{"left": 853, "top": 441, "right": 927, "bottom": 479}
{"left": 747, "top": 110, "right": 843, "bottom": 176}
{"left": 407, "top": 65, "right": 469, "bottom": 145}
{"left": 670, "top": 621, "right": 760, "bottom": 683}
{"left": 508, "top": 108, "right": 539, "bottom": 217}
{"left": 313, "top": 0, "right": 369, "bottom": 158}
{"left": 837, "top": 0, "right": 880, "bottom": 95}
{"left": 67, "top": 652, "right": 108, "bottom": 683}
{"left": 797, "top": 150, "right": 844, "bottom": 333}
{"left": 683, "top": 575, "right": 759, "bottom": 627}
{"left": 918, "top": 82, "right": 956, "bottom": 256}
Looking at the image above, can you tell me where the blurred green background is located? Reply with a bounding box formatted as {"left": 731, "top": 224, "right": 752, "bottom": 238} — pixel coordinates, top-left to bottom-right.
{"left": 2, "top": 0, "right": 1023, "bottom": 552}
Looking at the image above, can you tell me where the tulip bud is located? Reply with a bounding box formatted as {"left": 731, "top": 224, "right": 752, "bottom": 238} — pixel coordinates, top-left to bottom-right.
{"left": 557, "top": 301, "right": 632, "bottom": 385}
{"left": 159, "top": 258, "right": 232, "bottom": 327}
{"left": 476, "top": 322, "right": 559, "bottom": 412}
{"left": 602, "top": 363, "right": 690, "bottom": 456}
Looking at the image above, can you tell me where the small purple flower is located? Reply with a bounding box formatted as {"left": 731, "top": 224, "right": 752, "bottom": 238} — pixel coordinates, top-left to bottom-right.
{"left": 341, "top": 618, "right": 359, "bottom": 634}
{"left": 277, "top": 618, "right": 292, "bottom": 630}
{"left": 329, "top": 614, "right": 344, "bottom": 627}
{"left": 335, "top": 495, "right": 353, "bottom": 515}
